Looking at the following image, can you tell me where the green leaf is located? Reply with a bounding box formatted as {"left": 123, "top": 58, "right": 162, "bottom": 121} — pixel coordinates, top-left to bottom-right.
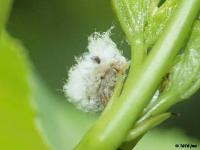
{"left": 112, "top": 0, "right": 178, "bottom": 47}
{"left": 144, "top": 0, "right": 179, "bottom": 47}
{"left": 0, "top": 32, "right": 48, "bottom": 149}
{"left": 112, "top": 0, "right": 158, "bottom": 43}
{"left": 167, "top": 23, "right": 200, "bottom": 100}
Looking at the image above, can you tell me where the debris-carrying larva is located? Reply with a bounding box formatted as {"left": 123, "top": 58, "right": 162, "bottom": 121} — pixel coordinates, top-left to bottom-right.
{"left": 63, "top": 28, "right": 129, "bottom": 112}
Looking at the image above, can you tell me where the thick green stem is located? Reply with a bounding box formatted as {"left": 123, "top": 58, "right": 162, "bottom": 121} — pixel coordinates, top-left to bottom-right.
{"left": 75, "top": 1, "right": 200, "bottom": 150}
{"left": 0, "top": 0, "right": 13, "bottom": 34}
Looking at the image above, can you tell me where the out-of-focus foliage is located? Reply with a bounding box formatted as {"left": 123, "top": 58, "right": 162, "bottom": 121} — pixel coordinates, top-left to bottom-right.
{"left": 33, "top": 76, "right": 98, "bottom": 150}
{"left": 134, "top": 129, "right": 200, "bottom": 150}
{"left": 0, "top": 32, "right": 48, "bottom": 150}
{"left": 0, "top": 29, "right": 97, "bottom": 150}
{"left": 0, "top": 0, "right": 12, "bottom": 34}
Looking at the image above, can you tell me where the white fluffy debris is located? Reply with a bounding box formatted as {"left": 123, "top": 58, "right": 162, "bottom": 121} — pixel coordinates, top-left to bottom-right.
{"left": 63, "top": 29, "right": 129, "bottom": 112}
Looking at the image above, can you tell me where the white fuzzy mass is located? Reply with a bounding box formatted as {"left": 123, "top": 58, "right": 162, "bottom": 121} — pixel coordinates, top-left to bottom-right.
{"left": 63, "top": 29, "right": 129, "bottom": 112}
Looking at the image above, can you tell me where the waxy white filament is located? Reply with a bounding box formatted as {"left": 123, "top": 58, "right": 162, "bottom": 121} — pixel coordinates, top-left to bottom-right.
{"left": 63, "top": 29, "right": 129, "bottom": 112}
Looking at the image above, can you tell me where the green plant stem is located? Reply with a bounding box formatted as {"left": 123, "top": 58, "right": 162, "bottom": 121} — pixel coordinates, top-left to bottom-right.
{"left": 75, "top": 1, "right": 200, "bottom": 150}
{"left": 120, "top": 112, "right": 171, "bottom": 150}
{"left": 125, "top": 112, "right": 171, "bottom": 142}
{"left": 138, "top": 94, "right": 180, "bottom": 124}
{"left": 0, "top": 0, "right": 13, "bottom": 34}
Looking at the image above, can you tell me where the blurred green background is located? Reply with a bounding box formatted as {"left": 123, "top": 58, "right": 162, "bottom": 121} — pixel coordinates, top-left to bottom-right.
{"left": 7, "top": 0, "right": 200, "bottom": 142}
